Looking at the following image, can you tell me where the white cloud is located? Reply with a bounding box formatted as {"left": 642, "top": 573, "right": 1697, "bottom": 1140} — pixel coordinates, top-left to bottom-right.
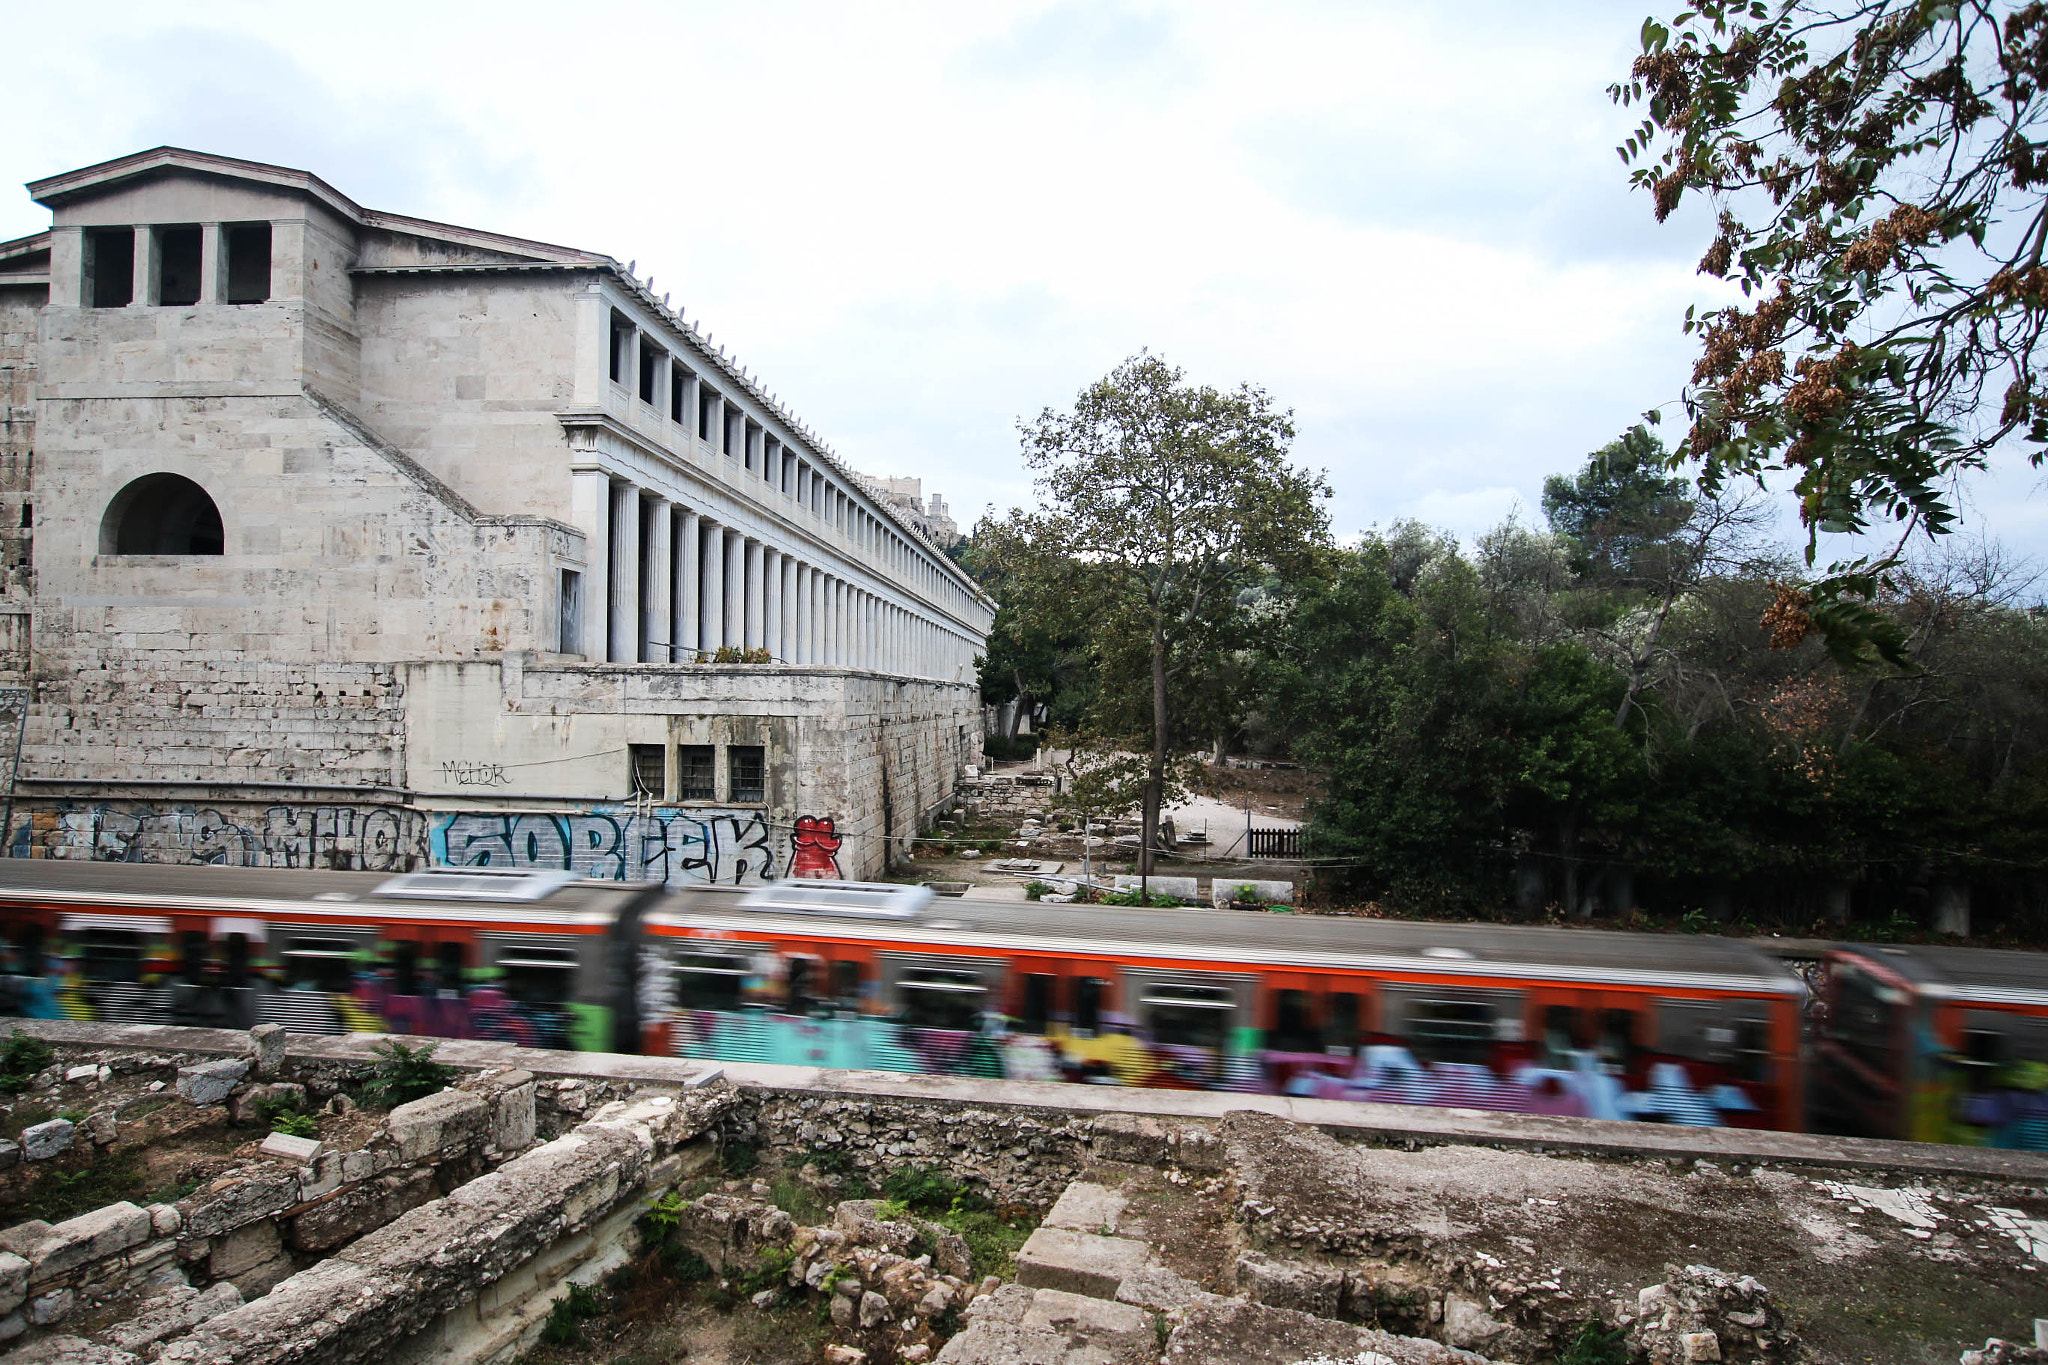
{"left": 4, "top": 0, "right": 2039, "bottom": 569}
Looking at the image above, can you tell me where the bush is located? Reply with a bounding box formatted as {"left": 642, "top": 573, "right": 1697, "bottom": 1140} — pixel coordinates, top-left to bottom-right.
{"left": 539, "top": 1282, "right": 604, "bottom": 1346}
{"left": 271, "top": 1113, "right": 319, "bottom": 1139}
{"left": 0, "top": 1031, "right": 54, "bottom": 1094}
{"left": 1560, "top": 1319, "right": 1629, "bottom": 1365}
{"left": 363, "top": 1039, "right": 452, "bottom": 1106}
{"left": 982, "top": 733, "right": 1040, "bottom": 763}
{"left": 1024, "top": 880, "right": 1052, "bottom": 901}
{"left": 1099, "top": 888, "right": 1183, "bottom": 908}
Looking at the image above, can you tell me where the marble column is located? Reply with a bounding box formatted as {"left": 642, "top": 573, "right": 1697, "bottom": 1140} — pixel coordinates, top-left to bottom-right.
{"left": 643, "top": 495, "right": 671, "bottom": 663}
{"left": 743, "top": 538, "right": 765, "bottom": 652}
{"left": 676, "top": 509, "right": 700, "bottom": 661}
{"left": 723, "top": 529, "right": 744, "bottom": 649}
{"left": 570, "top": 471, "right": 609, "bottom": 661}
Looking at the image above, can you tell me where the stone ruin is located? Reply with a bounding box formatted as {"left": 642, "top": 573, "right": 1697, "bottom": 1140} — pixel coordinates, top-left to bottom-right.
{"left": 0, "top": 1021, "right": 2045, "bottom": 1363}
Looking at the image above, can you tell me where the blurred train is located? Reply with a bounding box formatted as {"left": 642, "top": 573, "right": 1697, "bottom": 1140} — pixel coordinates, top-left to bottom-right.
{"left": 0, "top": 860, "right": 2040, "bottom": 1146}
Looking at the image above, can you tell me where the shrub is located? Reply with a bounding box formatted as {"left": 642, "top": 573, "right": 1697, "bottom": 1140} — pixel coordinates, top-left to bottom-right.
{"left": 271, "top": 1113, "right": 319, "bottom": 1139}
{"left": 1560, "top": 1319, "right": 1629, "bottom": 1365}
{"left": 1100, "top": 888, "right": 1183, "bottom": 908}
{"left": 539, "top": 1282, "right": 604, "bottom": 1346}
{"left": 363, "top": 1039, "right": 452, "bottom": 1106}
{"left": 0, "top": 1031, "right": 54, "bottom": 1094}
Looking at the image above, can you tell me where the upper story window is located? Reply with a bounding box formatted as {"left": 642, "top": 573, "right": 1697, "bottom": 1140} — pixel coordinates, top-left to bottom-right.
{"left": 670, "top": 364, "right": 692, "bottom": 423}
{"left": 85, "top": 228, "right": 133, "bottom": 308}
{"left": 155, "top": 226, "right": 203, "bottom": 307}
{"left": 608, "top": 310, "right": 632, "bottom": 385}
{"left": 224, "top": 223, "right": 270, "bottom": 304}
{"left": 698, "top": 386, "right": 719, "bottom": 443}
{"left": 101, "top": 474, "right": 224, "bottom": 555}
{"left": 638, "top": 339, "right": 666, "bottom": 406}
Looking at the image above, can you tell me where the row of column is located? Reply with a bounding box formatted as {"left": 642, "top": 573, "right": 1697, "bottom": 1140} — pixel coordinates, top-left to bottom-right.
{"left": 575, "top": 473, "right": 970, "bottom": 678}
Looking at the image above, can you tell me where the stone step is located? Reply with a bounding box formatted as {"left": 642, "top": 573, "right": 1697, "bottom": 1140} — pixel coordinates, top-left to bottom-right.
{"left": 1013, "top": 1226, "right": 1154, "bottom": 1300}
{"left": 937, "top": 1284, "right": 1155, "bottom": 1365}
{"left": 1039, "top": 1182, "right": 1129, "bottom": 1238}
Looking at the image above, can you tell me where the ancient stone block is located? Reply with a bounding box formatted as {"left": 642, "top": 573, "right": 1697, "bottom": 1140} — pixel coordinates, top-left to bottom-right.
{"left": 1013, "top": 1227, "right": 1152, "bottom": 1299}
{"left": 104, "top": 1281, "right": 243, "bottom": 1353}
{"left": 383, "top": 1087, "right": 488, "bottom": 1163}
{"left": 27, "top": 1201, "right": 150, "bottom": 1286}
{"left": 258, "top": 1130, "right": 322, "bottom": 1164}
{"left": 1018, "top": 1285, "right": 1153, "bottom": 1354}
{"left": 1043, "top": 1182, "right": 1128, "bottom": 1235}
{"left": 248, "top": 1023, "right": 287, "bottom": 1078}
{"left": 177, "top": 1165, "right": 301, "bottom": 1240}
{"left": 20, "top": 1118, "right": 73, "bottom": 1161}
{"left": 1235, "top": 1251, "right": 1343, "bottom": 1319}
{"left": 26, "top": 1287, "right": 71, "bottom": 1325}
{"left": 287, "top": 1167, "right": 436, "bottom": 1252}
{"left": 0, "top": 1250, "right": 26, "bottom": 1314}
{"left": 176, "top": 1057, "right": 248, "bottom": 1106}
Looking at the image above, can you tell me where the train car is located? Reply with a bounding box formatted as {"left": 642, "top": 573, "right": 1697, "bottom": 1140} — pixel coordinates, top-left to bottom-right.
{"left": 1812, "top": 942, "right": 2048, "bottom": 1150}
{"left": 0, "top": 860, "right": 1808, "bottom": 1132}
{"left": 0, "top": 860, "right": 636, "bottom": 1051}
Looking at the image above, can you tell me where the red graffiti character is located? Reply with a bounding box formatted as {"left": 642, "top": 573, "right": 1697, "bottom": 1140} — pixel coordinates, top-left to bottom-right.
{"left": 788, "top": 815, "right": 842, "bottom": 880}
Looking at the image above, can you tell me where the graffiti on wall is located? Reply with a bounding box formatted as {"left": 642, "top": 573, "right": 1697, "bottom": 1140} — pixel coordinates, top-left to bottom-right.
{"left": 788, "top": 816, "right": 842, "bottom": 879}
{"left": 431, "top": 809, "right": 782, "bottom": 885}
{"left": 14, "top": 803, "right": 430, "bottom": 871}
{"left": 12, "top": 801, "right": 836, "bottom": 888}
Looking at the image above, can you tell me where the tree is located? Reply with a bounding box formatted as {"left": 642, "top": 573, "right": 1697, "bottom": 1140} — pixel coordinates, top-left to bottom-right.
{"left": 1544, "top": 428, "right": 1775, "bottom": 727}
{"left": 987, "top": 354, "right": 1332, "bottom": 891}
{"left": 1613, "top": 1, "right": 2048, "bottom": 663}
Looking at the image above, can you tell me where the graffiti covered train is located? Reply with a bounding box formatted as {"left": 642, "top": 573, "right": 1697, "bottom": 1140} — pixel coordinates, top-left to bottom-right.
{"left": 0, "top": 860, "right": 2043, "bottom": 1147}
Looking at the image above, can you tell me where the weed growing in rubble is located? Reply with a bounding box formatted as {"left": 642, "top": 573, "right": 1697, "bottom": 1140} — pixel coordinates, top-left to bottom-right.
{"left": 271, "top": 1113, "right": 319, "bottom": 1139}
{"left": 1560, "top": 1318, "right": 1629, "bottom": 1365}
{"left": 0, "top": 1030, "right": 53, "bottom": 1093}
{"left": 877, "top": 1165, "right": 1035, "bottom": 1279}
{"left": 364, "top": 1040, "right": 453, "bottom": 1106}
{"left": 539, "top": 1283, "right": 605, "bottom": 1346}
{"left": 643, "top": 1190, "right": 689, "bottom": 1238}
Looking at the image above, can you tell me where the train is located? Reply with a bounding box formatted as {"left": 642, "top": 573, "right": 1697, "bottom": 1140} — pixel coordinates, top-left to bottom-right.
{"left": 0, "top": 859, "right": 2041, "bottom": 1147}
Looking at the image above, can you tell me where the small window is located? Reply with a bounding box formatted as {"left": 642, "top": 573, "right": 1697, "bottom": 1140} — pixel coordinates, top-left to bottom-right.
{"left": 629, "top": 744, "right": 666, "bottom": 799}
{"left": 678, "top": 744, "right": 716, "bottom": 801}
{"left": 1021, "top": 973, "right": 1053, "bottom": 1035}
{"left": 638, "top": 339, "right": 664, "bottom": 405}
{"left": 155, "top": 226, "right": 202, "bottom": 306}
{"left": 1327, "top": 992, "right": 1360, "bottom": 1051}
{"left": 675, "top": 951, "right": 748, "bottom": 1011}
{"left": 899, "top": 967, "right": 986, "bottom": 1031}
{"left": 1269, "top": 988, "right": 1319, "bottom": 1053}
{"left": 698, "top": 386, "right": 719, "bottom": 442}
{"left": 670, "top": 365, "right": 691, "bottom": 423}
{"left": 392, "top": 940, "right": 420, "bottom": 995}
{"left": 224, "top": 223, "right": 270, "bottom": 304}
{"left": 608, "top": 311, "right": 631, "bottom": 384}
{"left": 832, "top": 959, "right": 865, "bottom": 1002}
{"left": 86, "top": 227, "right": 133, "bottom": 308}
{"left": 281, "top": 937, "right": 359, "bottom": 992}
{"left": 728, "top": 745, "right": 765, "bottom": 803}
{"left": 101, "top": 473, "right": 224, "bottom": 555}
{"left": 435, "top": 941, "right": 466, "bottom": 988}
{"left": 558, "top": 569, "right": 582, "bottom": 654}
{"left": 78, "top": 928, "right": 145, "bottom": 983}
{"left": 1073, "top": 976, "right": 1106, "bottom": 1037}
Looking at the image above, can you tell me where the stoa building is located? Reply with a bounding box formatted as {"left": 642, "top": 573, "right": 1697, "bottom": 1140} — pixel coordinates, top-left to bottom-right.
{"left": 0, "top": 147, "right": 993, "bottom": 883}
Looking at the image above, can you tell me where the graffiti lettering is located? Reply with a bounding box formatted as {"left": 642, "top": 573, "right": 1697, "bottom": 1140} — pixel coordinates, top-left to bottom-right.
{"left": 789, "top": 815, "right": 842, "bottom": 879}
{"left": 440, "top": 761, "right": 510, "bottom": 788}
{"left": 18, "top": 802, "right": 430, "bottom": 872}
{"left": 432, "top": 808, "right": 784, "bottom": 886}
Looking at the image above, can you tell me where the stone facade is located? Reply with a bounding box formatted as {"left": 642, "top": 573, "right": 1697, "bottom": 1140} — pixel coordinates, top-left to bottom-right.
{"left": 0, "top": 148, "right": 994, "bottom": 881}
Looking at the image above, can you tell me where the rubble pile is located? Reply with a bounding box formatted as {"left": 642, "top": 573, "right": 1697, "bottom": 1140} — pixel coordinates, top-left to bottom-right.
{"left": 1624, "top": 1264, "right": 1799, "bottom": 1363}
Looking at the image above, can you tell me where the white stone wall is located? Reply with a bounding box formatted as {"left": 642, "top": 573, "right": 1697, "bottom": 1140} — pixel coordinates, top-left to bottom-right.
{"left": 0, "top": 148, "right": 994, "bottom": 875}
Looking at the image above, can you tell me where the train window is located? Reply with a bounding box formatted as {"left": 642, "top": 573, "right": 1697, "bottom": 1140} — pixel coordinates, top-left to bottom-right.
{"left": 9, "top": 922, "right": 43, "bottom": 974}
{"left": 898, "top": 967, "right": 985, "bottom": 1031}
{"left": 436, "top": 942, "right": 467, "bottom": 991}
{"left": 1073, "top": 977, "right": 1106, "bottom": 1038}
{"left": 831, "top": 960, "right": 864, "bottom": 1003}
{"left": 79, "top": 929, "right": 147, "bottom": 984}
{"left": 392, "top": 941, "right": 420, "bottom": 996}
{"left": 1020, "top": 973, "right": 1054, "bottom": 1035}
{"left": 675, "top": 952, "right": 748, "bottom": 1011}
{"left": 281, "top": 938, "right": 359, "bottom": 992}
{"left": 225, "top": 933, "right": 250, "bottom": 988}
{"left": 787, "top": 957, "right": 815, "bottom": 1013}
{"left": 1269, "top": 989, "right": 1320, "bottom": 1053}
{"left": 1829, "top": 963, "right": 1900, "bottom": 1075}
{"left": 1327, "top": 992, "right": 1360, "bottom": 1052}
{"left": 1407, "top": 997, "right": 1497, "bottom": 1065}
{"left": 180, "top": 930, "right": 207, "bottom": 985}
{"left": 1544, "top": 1005, "right": 1583, "bottom": 1056}
{"left": 497, "top": 944, "right": 579, "bottom": 1006}
{"left": 1598, "top": 1008, "right": 1638, "bottom": 1064}
{"left": 1144, "top": 982, "right": 1235, "bottom": 1052}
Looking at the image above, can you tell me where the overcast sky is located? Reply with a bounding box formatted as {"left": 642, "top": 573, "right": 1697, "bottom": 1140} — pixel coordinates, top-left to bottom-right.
{"left": 7, "top": 1, "right": 2046, "bottom": 568}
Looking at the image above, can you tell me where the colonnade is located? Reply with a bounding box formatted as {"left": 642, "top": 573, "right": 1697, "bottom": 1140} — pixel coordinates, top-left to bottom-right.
{"left": 573, "top": 472, "right": 975, "bottom": 679}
